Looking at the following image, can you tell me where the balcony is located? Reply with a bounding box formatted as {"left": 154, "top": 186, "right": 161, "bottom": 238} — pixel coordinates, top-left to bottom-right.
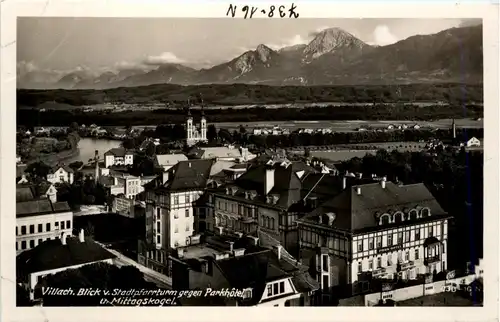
{"left": 424, "top": 255, "right": 441, "bottom": 265}
{"left": 241, "top": 216, "right": 255, "bottom": 224}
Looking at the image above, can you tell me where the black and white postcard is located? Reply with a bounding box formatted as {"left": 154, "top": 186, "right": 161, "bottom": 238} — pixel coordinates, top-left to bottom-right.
{"left": 1, "top": 1, "right": 498, "bottom": 322}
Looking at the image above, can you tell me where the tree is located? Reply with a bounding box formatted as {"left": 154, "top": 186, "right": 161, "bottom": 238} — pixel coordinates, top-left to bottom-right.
{"left": 69, "top": 122, "right": 79, "bottom": 132}
{"left": 239, "top": 125, "right": 247, "bottom": 135}
{"left": 69, "top": 161, "right": 83, "bottom": 171}
{"left": 304, "top": 147, "right": 311, "bottom": 158}
{"left": 25, "top": 161, "right": 51, "bottom": 179}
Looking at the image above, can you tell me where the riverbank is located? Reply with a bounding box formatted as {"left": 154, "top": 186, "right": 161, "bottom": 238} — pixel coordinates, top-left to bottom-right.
{"left": 25, "top": 146, "right": 79, "bottom": 166}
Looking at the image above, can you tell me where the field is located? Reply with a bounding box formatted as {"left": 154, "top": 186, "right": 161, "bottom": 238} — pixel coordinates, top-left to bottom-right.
{"left": 397, "top": 292, "right": 481, "bottom": 307}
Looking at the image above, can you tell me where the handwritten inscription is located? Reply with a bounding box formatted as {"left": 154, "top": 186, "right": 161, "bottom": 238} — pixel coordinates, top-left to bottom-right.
{"left": 226, "top": 4, "right": 299, "bottom": 19}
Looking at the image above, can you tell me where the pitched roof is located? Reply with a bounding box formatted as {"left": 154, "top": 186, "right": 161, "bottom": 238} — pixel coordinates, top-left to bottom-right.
{"left": 16, "top": 199, "right": 71, "bottom": 218}
{"left": 301, "top": 182, "right": 448, "bottom": 233}
{"left": 144, "top": 159, "right": 214, "bottom": 192}
{"left": 197, "top": 147, "right": 242, "bottom": 160}
{"left": 104, "top": 148, "right": 132, "bottom": 157}
{"left": 155, "top": 154, "right": 188, "bottom": 167}
{"left": 16, "top": 182, "right": 56, "bottom": 202}
{"left": 16, "top": 236, "right": 116, "bottom": 275}
{"left": 50, "top": 164, "right": 74, "bottom": 174}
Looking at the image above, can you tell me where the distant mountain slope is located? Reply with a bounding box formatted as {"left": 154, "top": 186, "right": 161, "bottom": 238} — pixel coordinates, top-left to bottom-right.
{"left": 17, "top": 25, "right": 483, "bottom": 89}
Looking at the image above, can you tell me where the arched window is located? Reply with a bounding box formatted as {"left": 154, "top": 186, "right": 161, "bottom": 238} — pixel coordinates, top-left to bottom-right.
{"left": 421, "top": 207, "right": 430, "bottom": 217}
{"left": 264, "top": 216, "right": 268, "bottom": 228}
{"left": 271, "top": 218, "right": 275, "bottom": 230}
{"left": 409, "top": 209, "right": 418, "bottom": 220}
{"left": 231, "top": 218, "right": 236, "bottom": 228}
{"left": 381, "top": 215, "right": 390, "bottom": 225}
{"left": 394, "top": 212, "right": 403, "bottom": 223}
{"left": 216, "top": 214, "right": 221, "bottom": 226}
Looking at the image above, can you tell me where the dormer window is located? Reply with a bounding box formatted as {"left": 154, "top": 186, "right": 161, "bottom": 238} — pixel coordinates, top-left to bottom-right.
{"left": 242, "top": 288, "right": 253, "bottom": 300}
{"left": 420, "top": 207, "right": 431, "bottom": 217}
{"left": 380, "top": 214, "right": 390, "bottom": 225}
{"left": 394, "top": 212, "right": 403, "bottom": 223}
{"left": 409, "top": 209, "right": 419, "bottom": 220}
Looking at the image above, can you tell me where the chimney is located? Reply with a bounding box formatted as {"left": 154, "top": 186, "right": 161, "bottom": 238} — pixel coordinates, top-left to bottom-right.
{"left": 356, "top": 187, "right": 361, "bottom": 195}
{"left": 265, "top": 167, "right": 275, "bottom": 195}
{"left": 357, "top": 173, "right": 363, "bottom": 179}
{"left": 78, "top": 229, "right": 85, "bottom": 243}
{"left": 342, "top": 176, "right": 347, "bottom": 190}
{"left": 381, "top": 176, "right": 387, "bottom": 189}
{"left": 61, "top": 233, "right": 68, "bottom": 245}
{"left": 162, "top": 172, "right": 169, "bottom": 184}
{"left": 274, "top": 245, "right": 283, "bottom": 260}
{"left": 227, "top": 241, "right": 234, "bottom": 252}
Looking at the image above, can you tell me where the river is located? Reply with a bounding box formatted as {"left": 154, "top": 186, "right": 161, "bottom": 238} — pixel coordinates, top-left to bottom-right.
{"left": 65, "top": 138, "right": 123, "bottom": 164}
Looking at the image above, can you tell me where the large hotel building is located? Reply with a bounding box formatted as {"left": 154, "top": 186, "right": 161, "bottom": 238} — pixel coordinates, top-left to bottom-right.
{"left": 297, "top": 179, "right": 451, "bottom": 299}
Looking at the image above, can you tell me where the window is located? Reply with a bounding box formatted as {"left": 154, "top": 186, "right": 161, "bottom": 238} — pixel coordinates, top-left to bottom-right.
{"left": 186, "top": 195, "right": 190, "bottom": 203}
{"left": 185, "top": 223, "right": 190, "bottom": 231}
{"left": 404, "top": 231, "right": 410, "bottom": 242}
{"left": 381, "top": 215, "right": 389, "bottom": 225}
{"left": 61, "top": 221, "right": 65, "bottom": 229}
{"left": 387, "top": 255, "right": 393, "bottom": 266}
{"left": 29, "top": 225, "right": 35, "bottom": 234}
{"left": 322, "top": 275, "right": 329, "bottom": 290}
{"left": 397, "top": 232, "right": 403, "bottom": 244}
{"left": 267, "top": 285, "right": 272, "bottom": 296}
{"left": 185, "top": 209, "right": 189, "bottom": 217}
{"left": 368, "top": 259, "right": 373, "bottom": 270}
{"left": 156, "top": 235, "right": 161, "bottom": 244}
{"left": 377, "top": 257, "right": 382, "bottom": 268}
{"left": 322, "top": 255, "right": 328, "bottom": 272}
{"left": 29, "top": 240, "right": 35, "bottom": 249}
{"left": 242, "top": 289, "right": 252, "bottom": 299}
{"left": 21, "top": 241, "right": 26, "bottom": 250}
{"left": 66, "top": 220, "right": 71, "bottom": 229}
{"left": 21, "top": 226, "right": 26, "bottom": 235}
{"left": 442, "top": 244, "right": 446, "bottom": 254}
{"left": 174, "top": 225, "right": 178, "bottom": 233}
{"left": 174, "top": 196, "right": 179, "bottom": 205}
{"left": 357, "top": 240, "right": 363, "bottom": 252}
{"left": 271, "top": 218, "right": 275, "bottom": 230}
{"left": 38, "top": 224, "right": 43, "bottom": 233}
{"left": 409, "top": 209, "right": 418, "bottom": 220}
{"left": 55, "top": 222, "right": 59, "bottom": 227}
{"left": 415, "top": 249, "right": 419, "bottom": 260}
{"left": 279, "top": 281, "right": 285, "bottom": 293}
{"left": 16, "top": 242, "right": 18, "bottom": 251}
{"left": 156, "top": 221, "right": 161, "bottom": 231}
{"left": 273, "top": 283, "right": 278, "bottom": 295}
{"left": 415, "top": 229, "right": 420, "bottom": 240}
{"left": 376, "top": 236, "right": 382, "bottom": 248}
{"left": 394, "top": 212, "right": 403, "bottom": 223}
{"left": 174, "top": 211, "right": 179, "bottom": 219}
{"left": 224, "top": 203, "right": 228, "bottom": 211}
{"left": 46, "top": 223, "right": 51, "bottom": 231}
{"left": 59, "top": 176, "right": 64, "bottom": 182}
{"left": 405, "top": 251, "right": 410, "bottom": 261}
{"left": 38, "top": 238, "right": 42, "bottom": 245}
{"left": 156, "top": 208, "right": 161, "bottom": 217}
{"left": 357, "top": 261, "right": 362, "bottom": 273}
{"left": 428, "top": 226, "right": 434, "bottom": 237}
{"left": 387, "top": 234, "right": 393, "bottom": 246}
{"left": 369, "top": 238, "right": 374, "bottom": 250}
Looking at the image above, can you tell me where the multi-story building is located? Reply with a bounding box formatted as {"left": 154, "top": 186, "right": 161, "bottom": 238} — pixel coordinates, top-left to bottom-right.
{"left": 206, "top": 160, "right": 319, "bottom": 257}
{"left": 296, "top": 179, "right": 451, "bottom": 300}
{"left": 46, "top": 164, "right": 74, "bottom": 185}
{"left": 138, "top": 159, "right": 215, "bottom": 274}
{"left": 104, "top": 148, "right": 134, "bottom": 168}
{"left": 16, "top": 184, "right": 73, "bottom": 254}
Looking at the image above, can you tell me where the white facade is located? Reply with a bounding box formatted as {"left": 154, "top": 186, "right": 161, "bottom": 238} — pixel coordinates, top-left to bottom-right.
{"left": 466, "top": 137, "right": 481, "bottom": 147}
{"left": 150, "top": 190, "right": 203, "bottom": 250}
{"left": 16, "top": 211, "right": 73, "bottom": 254}
{"left": 104, "top": 152, "right": 134, "bottom": 168}
{"left": 186, "top": 115, "right": 207, "bottom": 147}
{"left": 47, "top": 167, "right": 74, "bottom": 185}
{"left": 257, "top": 277, "right": 301, "bottom": 306}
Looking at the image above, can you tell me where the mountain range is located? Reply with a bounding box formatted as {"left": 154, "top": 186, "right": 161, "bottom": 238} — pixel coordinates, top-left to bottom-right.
{"left": 18, "top": 25, "right": 483, "bottom": 89}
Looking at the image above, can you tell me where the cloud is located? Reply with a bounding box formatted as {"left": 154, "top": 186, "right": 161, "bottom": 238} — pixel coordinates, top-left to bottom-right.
{"left": 308, "top": 26, "right": 331, "bottom": 38}
{"left": 17, "top": 61, "right": 39, "bottom": 75}
{"left": 458, "top": 19, "right": 482, "bottom": 28}
{"left": 267, "top": 34, "right": 309, "bottom": 50}
{"left": 143, "top": 52, "right": 185, "bottom": 66}
{"left": 373, "top": 25, "right": 399, "bottom": 46}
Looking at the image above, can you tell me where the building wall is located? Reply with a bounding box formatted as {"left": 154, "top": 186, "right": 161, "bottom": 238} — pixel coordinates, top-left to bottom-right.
{"left": 259, "top": 277, "right": 298, "bottom": 306}
{"left": 113, "top": 197, "right": 135, "bottom": 218}
{"left": 47, "top": 168, "right": 73, "bottom": 184}
{"left": 105, "top": 155, "right": 114, "bottom": 168}
{"left": 211, "top": 195, "right": 259, "bottom": 234}
{"left": 125, "top": 154, "right": 134, "bottom": 165}
{"left": 16, "top": 211, "right": 73, "bottom": 254}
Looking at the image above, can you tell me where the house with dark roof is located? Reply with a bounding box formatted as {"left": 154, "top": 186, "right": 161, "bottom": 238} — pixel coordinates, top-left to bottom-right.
{"left": 296, "top": 179, "right": 452, "bottom": 301}
{"left": 17, "top": 230, "right": 116, "bottom": 300}
{"left": 46, "top": 164, "right": 74, "bottom": 184}
{"left": 104, "top": 148, "right": 134, "bottom": 168}
{"left": 155, "top": 153, "right": 188, "bottom": 171}
{"left": 138, "top": 160, "right": 215, "bottom": 275}
{"left": 170, "top": 234, "right": 318, "bottom": 306}
{"left": 16, "top": 184, "right": 73, "bottom": 255}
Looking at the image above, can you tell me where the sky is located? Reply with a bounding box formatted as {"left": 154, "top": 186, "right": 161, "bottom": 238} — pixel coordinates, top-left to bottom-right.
{"left": 17, "top": 18, "right": 481, "bottom": 74}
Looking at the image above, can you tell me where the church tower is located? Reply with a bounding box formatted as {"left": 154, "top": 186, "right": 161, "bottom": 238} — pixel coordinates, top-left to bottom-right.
{"left": 200, "top": 98, "right": 207, "bottom": 141}
{"left": 186, "top": 101, "right": 193, "bottom": 145}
